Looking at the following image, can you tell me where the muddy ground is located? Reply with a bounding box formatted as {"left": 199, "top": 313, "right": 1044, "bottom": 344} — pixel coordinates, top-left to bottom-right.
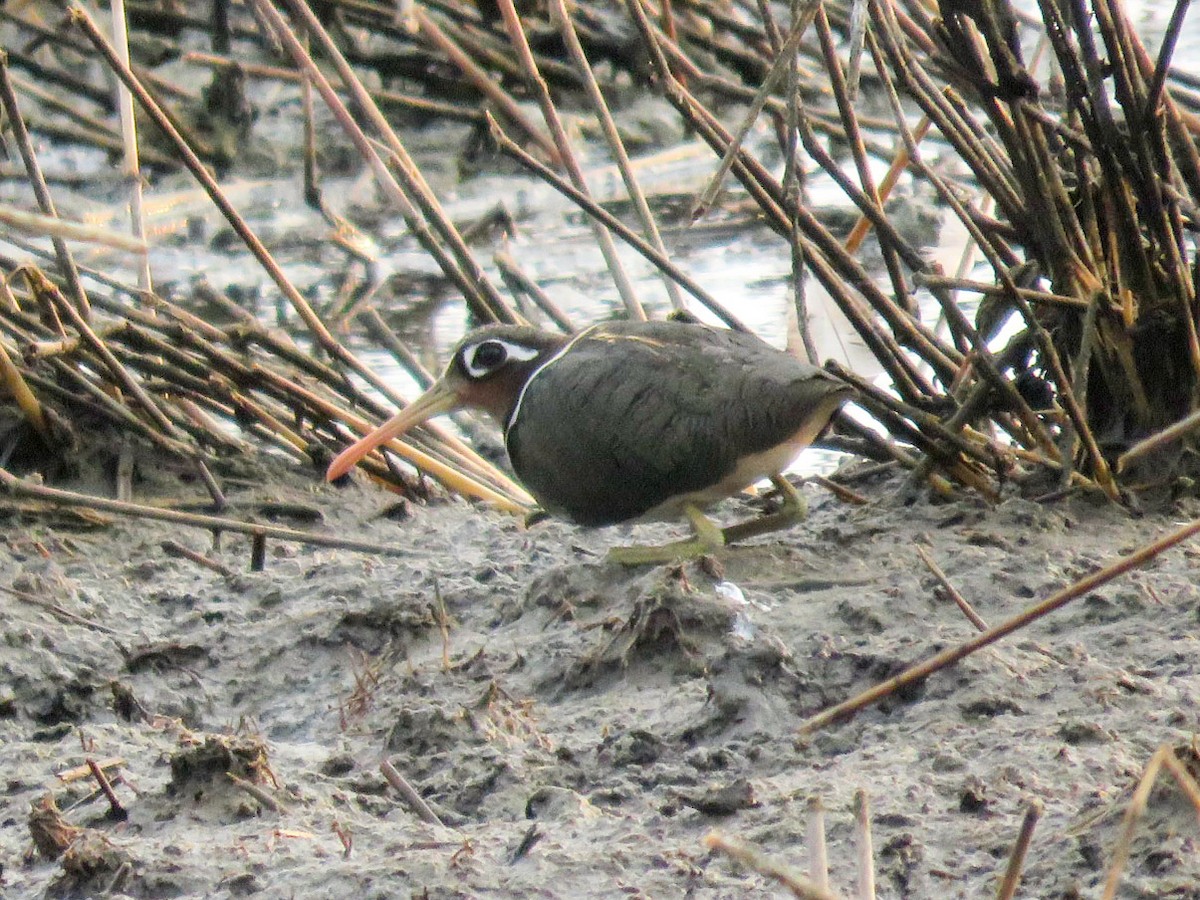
{"left": 2, "top": 450, "right": 1200, "bottom": 899}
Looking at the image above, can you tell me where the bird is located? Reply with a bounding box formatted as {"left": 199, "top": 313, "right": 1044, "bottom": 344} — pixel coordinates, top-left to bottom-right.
{"left": 326, "top": 319, "right": 854, "bottom": 564}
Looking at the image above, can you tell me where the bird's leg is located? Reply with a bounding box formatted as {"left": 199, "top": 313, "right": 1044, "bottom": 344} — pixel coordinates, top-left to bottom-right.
{"left": 606, "top": 504, "right": 725, "bottom": 566}
{"left": 720, "top": 475, "right": 808, "bottom": 545}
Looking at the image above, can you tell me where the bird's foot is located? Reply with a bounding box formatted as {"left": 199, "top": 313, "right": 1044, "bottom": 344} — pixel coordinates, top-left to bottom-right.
{"left": 720, "top": 475, "right": 807, "bottom": 546}
{"left": 606, "top": 505, "right": 725, "bottom": 567}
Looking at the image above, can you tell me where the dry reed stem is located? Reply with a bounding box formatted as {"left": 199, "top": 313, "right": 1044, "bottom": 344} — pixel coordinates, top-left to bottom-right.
{"left": 1117, "top": 407, "right": 1200, "bottom": 473}
{"left": 0, "top": 337, "right": 49, "bottom": 441}
{"left": 494, "top": 0, "right": 645, "bottom": 320}
{"left": 0, "top": 53, "right": 90, "bottom": 316}
{"left": 915, "top": 543, "right": 988, "bottom": 631}
{"left": 1101, "top": 744, "right": 1200, "bottom": 899}
{"left": 412, "top": 7, "right": 558, "bottom": 163}
{"left": 995, "top": 798, "right": 1042, "bottom": 900}
{"left": 0, "top": 584, "right": 129, "bottom": 637}
{"left": 799, "top": 512, "right": 1200, "bottom": 732}
{"left": 381, "top": 759, "right": 447, "bottom": 828}
{"left": 852, "top": 789, "right": 875, "bottom": 900}
{"left": 485, "top": 116, "right": 750, "bottom": 332}
{"left": 0, "top": 467, "right": 415, "bottom": 556}
{"left": 703, "top": 831, "right": 841, "bottom": 899}
{"left": 815, "top": 6, "right": 913, "bottom": 318}
{"left": 268, "top": 0, "right": 516, "bottom": 325}
{"left": 550, "top": 0, "right": 684, "bottom": 311}
{"left": 0, "top": 202, "right": 146, "bottom": 253}
{"left": 806, "top": 796, "right": 830, "bottom": 891}
{"left": 691, "top": 0, "right": 823, "bottom": 220}
{"left": 107, "top": 0, "right": 152, "bottom": 292}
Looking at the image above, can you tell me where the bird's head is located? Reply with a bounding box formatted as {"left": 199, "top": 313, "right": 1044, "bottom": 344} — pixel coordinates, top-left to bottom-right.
{"left": 325, "top": 325, "right": 566, "bottom": 481}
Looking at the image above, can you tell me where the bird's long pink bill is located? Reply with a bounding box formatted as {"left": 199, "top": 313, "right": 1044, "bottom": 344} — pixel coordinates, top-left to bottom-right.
{"left": 326, "top": 381, "right": 460, "bottom": 481}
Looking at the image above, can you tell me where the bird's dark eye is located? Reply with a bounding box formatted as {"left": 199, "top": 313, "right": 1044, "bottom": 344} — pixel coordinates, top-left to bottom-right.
{"left": 470, "top": 340, "right": 507, "bottom": 373}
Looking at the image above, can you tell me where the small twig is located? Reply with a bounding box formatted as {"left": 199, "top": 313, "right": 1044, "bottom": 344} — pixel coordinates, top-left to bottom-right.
{"left": 0, "top": 584, "right": 129, "bottom": 637}
{"left": 810, "top": 474, "right": 868, "bottom": 506}
{"left": 434, "top": 580, "right": 452, "bottom": 672}
{"left": 508, "top": 824, "right": 543, "bottom": 863}
{"left": 331, "top": 821, "right": 352, "bottom": 858}
{"left": 161, "top": 540, "right": 234, "bottom": 577}
{"left": 249, "top": 532, "right": 267, "bottom": 572}
{"left": 0, "top": 468, "right": 416, "bottom": 557}
{"left": 996, "top": 798, "right": 1042, "bottom": 900}
{"left": 1102, "top": 745, "right": 1200, "bottom": 899}
{"left": 703, "top": 831, "right": 839, "bottom": 899}
{"left": 806, "top": 796, "right": 830, "bottom": 892}
{"left": 56, "top": 757, "right": 124, "bottom": 784}
{"left": 1116, "top": 406, "right": 1200, "bottom": 472}
{"left": 226, "top": 771, "right": 286, "bottom": 814}
{"left": 800, "top": 513, "right": 1200, "bottom": 732}
{"left": 915, "top": 543, "right": 989, "bottom": 631}
{"left": 852, "top": 790, "right": 875, "bottom": 900}
{"left": 380, "top": 759, "right": 446, "bottom": 827}
{"left": 86, "top": 758, "right": 127, "bottom": 820}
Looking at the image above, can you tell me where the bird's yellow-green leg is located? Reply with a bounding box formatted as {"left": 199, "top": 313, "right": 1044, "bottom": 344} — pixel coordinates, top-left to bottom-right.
{"left": 721, "top": 475, "right": 808, "bottom": 545}
{"left": 606, "top": 503, "right": 726, "bottom": 566}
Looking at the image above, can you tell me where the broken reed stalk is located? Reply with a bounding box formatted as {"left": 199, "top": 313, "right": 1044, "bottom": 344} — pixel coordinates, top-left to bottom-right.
{"left": 67, "top": 3, "right": 528, "bottom": 509}
{"left": 799, "top": 513, "right": 1200, "bottom": 732}
{"left": 226, "top": 771, "right": 287, "bottom": 813}
{"left": 852, "top": 789, "right": 875, "bottom": 900}
{"left": 1101, "top": 744, "right": 1200, "bottom": 900}
{"left": 703, "top": 832, "right": 839, "bottom": 900}
{"left": 0, "top": 53, "right": 90, "bottom": 316}
{"left": 995, "top": 799, "right": 1042, "bottom": 900}
{"left": 380, "top": 760, "right": 446, "bottom": 828}
{"left": 484, "top": 116, "right": 750, "bottom": 333}
{"left": 266, "top": 0, "right": 516, "bottom": 326}
{"left": 85, "top": 758, "right": 127, "bottom": 820}
{"left": 915, "top": 543, "right": 989, "bottom": 631}
{"left": 805, "top": 796, "right": 830, "bottom": 892}
{"left": 547, "top": 0, "right": 685, "bottom": 311}
{"left": 0, "top": 466, "right": 415, "bottom": 557}
{"left": 493, "top": 0, "right": 645, "bottom": 320}
{"left": 107, "top": 0, "right": 152, "bottom": 292}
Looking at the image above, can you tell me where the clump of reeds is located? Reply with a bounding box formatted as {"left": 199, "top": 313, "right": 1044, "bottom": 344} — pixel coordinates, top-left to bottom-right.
{"left": 1, "top": 0, "right": 1197, "bottom": 505}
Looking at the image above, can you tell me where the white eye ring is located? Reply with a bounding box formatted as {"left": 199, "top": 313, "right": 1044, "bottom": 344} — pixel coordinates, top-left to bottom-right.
{"left": 462, "top": 339, "right": 539, "bottom": 379}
